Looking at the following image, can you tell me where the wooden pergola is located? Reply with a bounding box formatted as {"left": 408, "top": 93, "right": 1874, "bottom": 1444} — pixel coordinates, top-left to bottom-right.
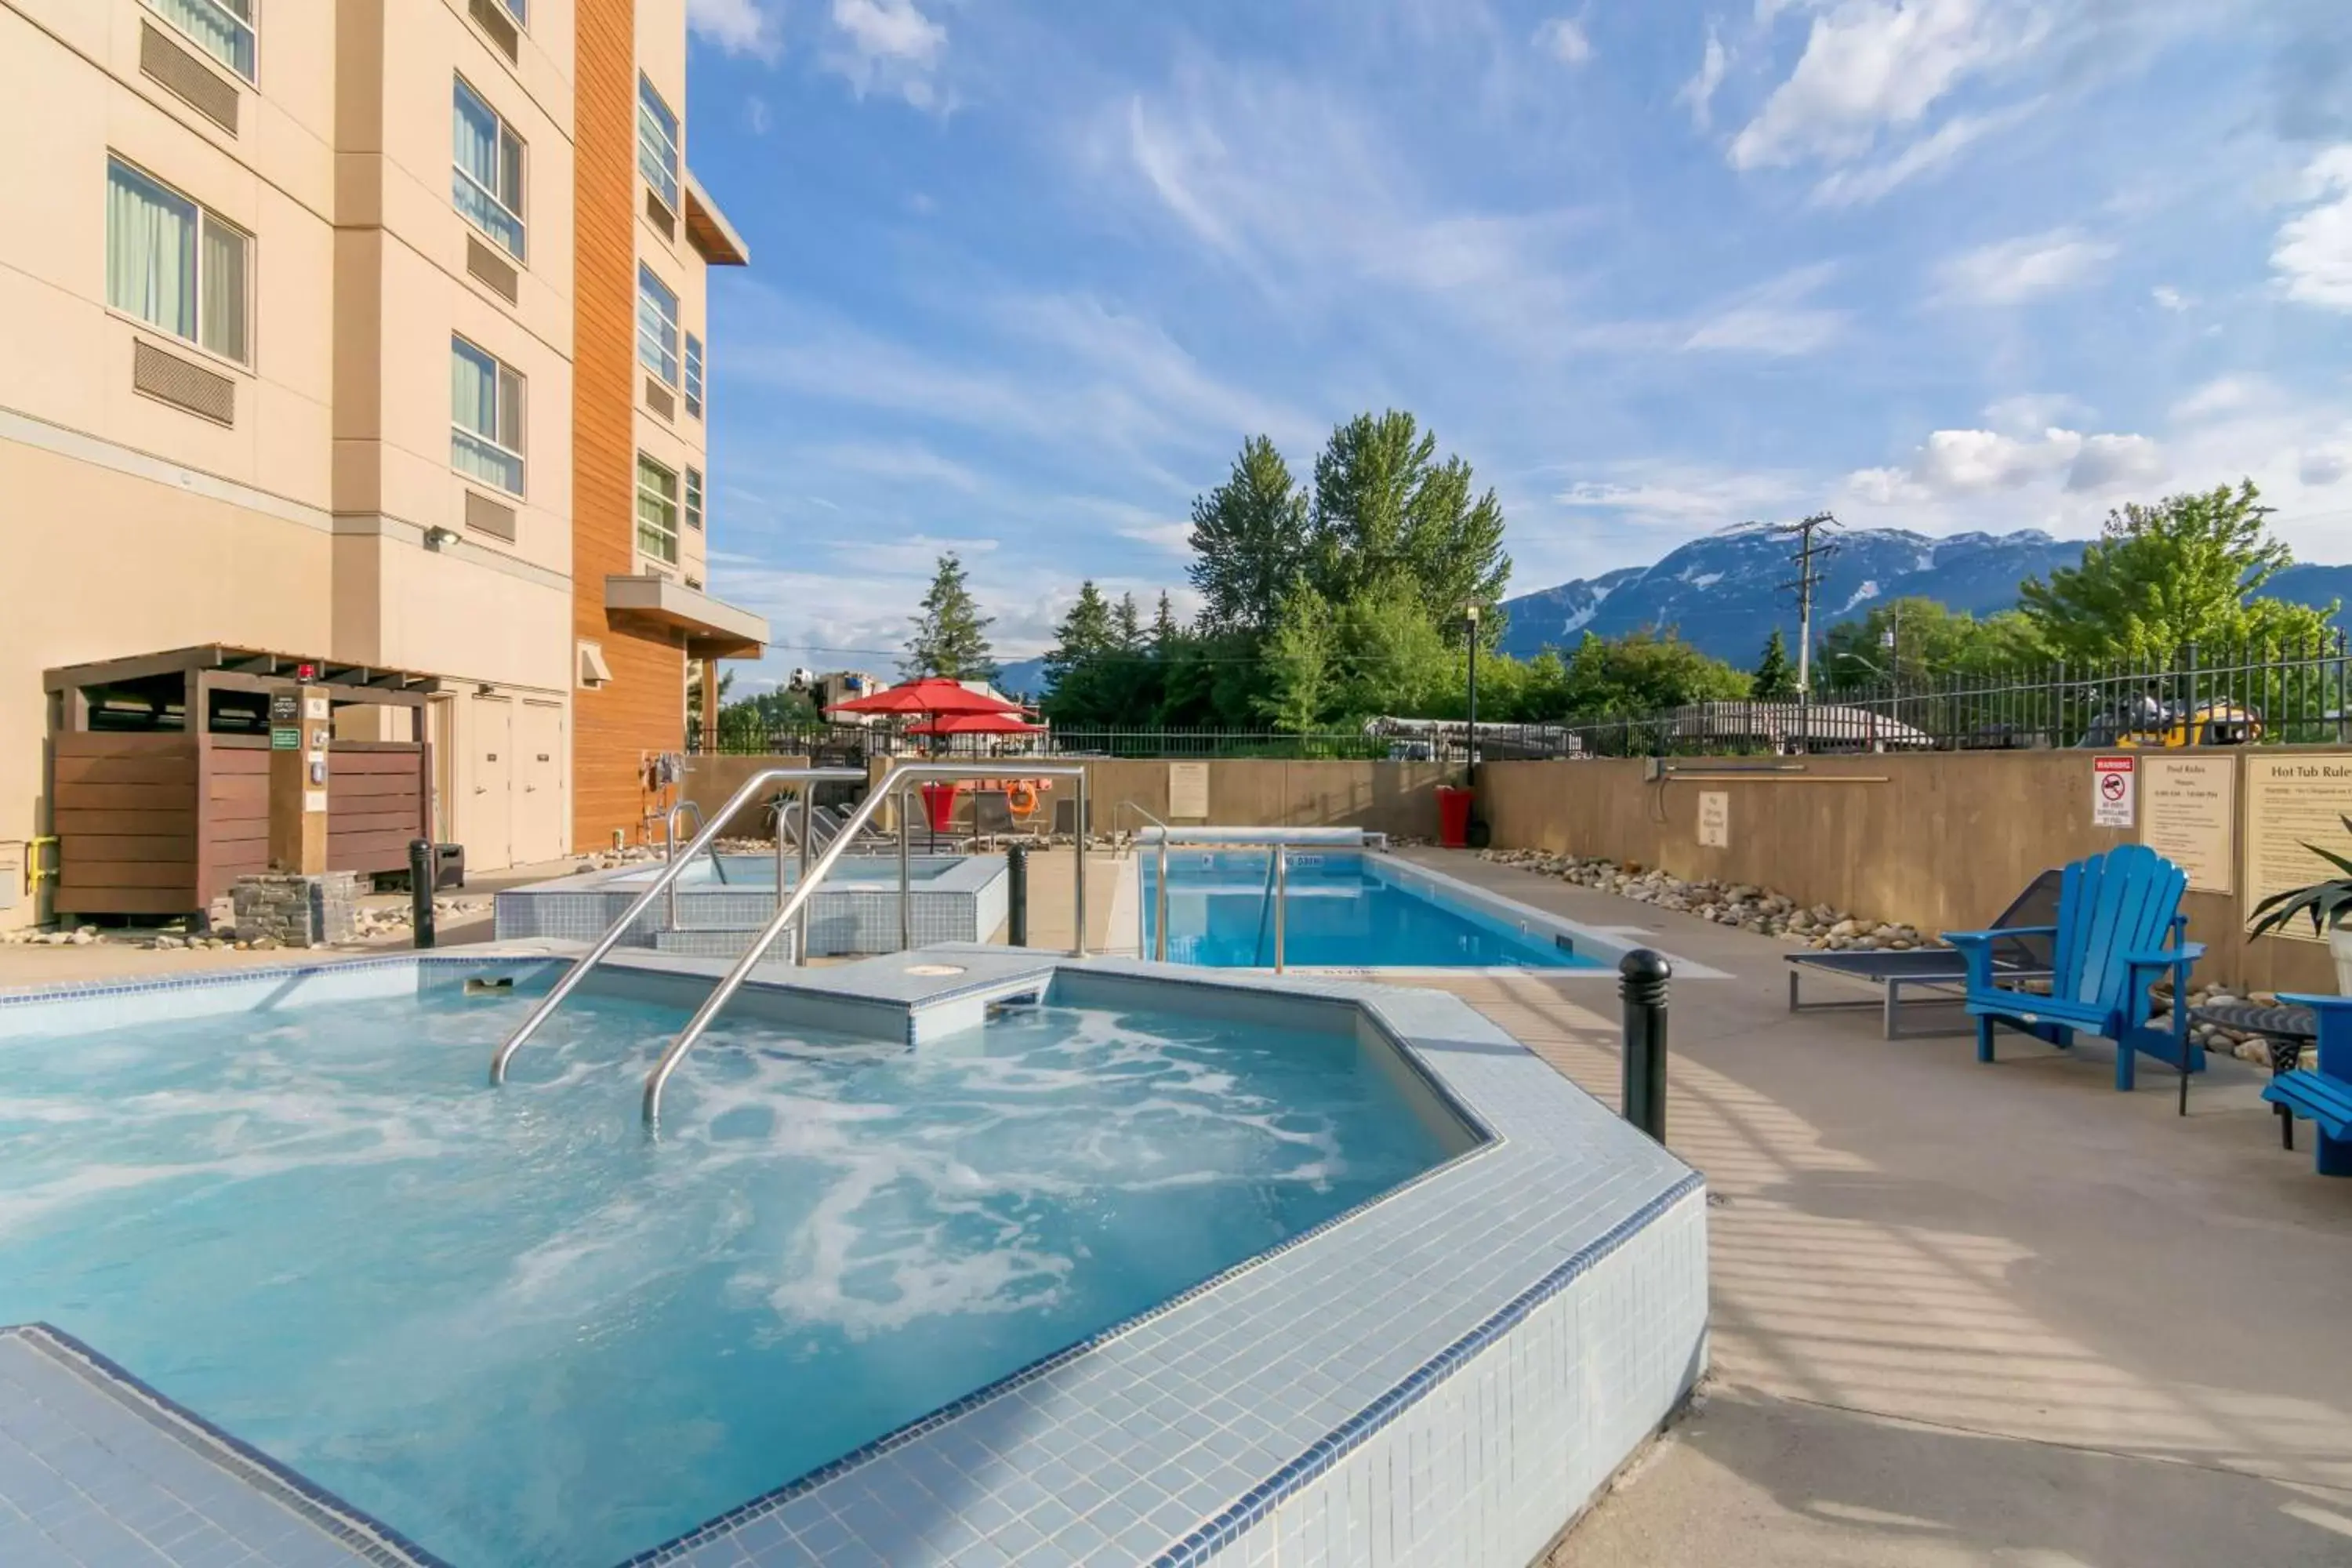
{"left": 45, "top": 646, "right": 441, "bottom": 919}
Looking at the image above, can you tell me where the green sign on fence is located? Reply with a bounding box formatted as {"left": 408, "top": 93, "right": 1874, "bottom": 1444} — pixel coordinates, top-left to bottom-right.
{"left": 271, "top": 728, "right": 301, "bottom": 750}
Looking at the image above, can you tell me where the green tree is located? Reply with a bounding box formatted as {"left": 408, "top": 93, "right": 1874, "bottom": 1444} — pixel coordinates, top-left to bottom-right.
{"left": 1257, "top": 586, "right": 1335, "bottom": 731}
{"left": 1330, "top": 578, "right": 1456, "bottom": 720}
{"left": 1750, "top": 630, "right": 1796, "bottom": 699}
{"left": 1189, "top": 436, "right": 1311, "bottom": 634}
{"left": 1816, "top": 598, "right": 2037, "bottom": 690}
{"left": 902, "top": 551, "right": 997, "bottom": 681}
{"left": 2017, "top": 480, "right": 2335, "bottom": 660}
{"left": 1152, "top": 591, "right": 1179, "bottom": 649}
{"left": 1306, "top": 411, "right": 1510, "bottom": 619}
{"left": 1112, "top": 592, "right": 1145, "bottom": 652}
{"left": 1041, "top": 580, "right": 1115, "bottom": 693}
{"left": 1548, "top": 630, "right": 1751, "bottom": 717}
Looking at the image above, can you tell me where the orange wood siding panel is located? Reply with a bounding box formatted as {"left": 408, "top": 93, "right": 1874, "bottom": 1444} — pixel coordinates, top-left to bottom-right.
{"left": 572, "top": 0, "right": 684, "bottom": 848}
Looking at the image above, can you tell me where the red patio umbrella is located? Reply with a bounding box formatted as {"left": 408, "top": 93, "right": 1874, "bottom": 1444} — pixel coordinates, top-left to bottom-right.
{"left": 829, "top": 679, "right": 1035, "bottom": 833}
{"left": 826, "top": 677, "right": 1025, "bottom": 719}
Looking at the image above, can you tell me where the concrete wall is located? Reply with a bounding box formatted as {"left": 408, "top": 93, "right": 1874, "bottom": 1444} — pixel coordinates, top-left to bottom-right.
{"left": 1481, "top": 751, "right": 2339, "bottom": 993}
{"left": 684, "top": 757, "right": 1457, "bottom": 841}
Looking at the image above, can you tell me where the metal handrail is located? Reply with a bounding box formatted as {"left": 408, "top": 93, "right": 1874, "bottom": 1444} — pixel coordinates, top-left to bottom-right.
{"left": 1139, "top": 831, "right": 1304, "bottom": 974}
{"left": 641, "top": 762, "right": 1091, "bottom": 1128}
{"left": 664, "top": 800, "right": 707, "bottom": 927}
{"left": 488, "top": 766, "right": 869, "bottom": 1084}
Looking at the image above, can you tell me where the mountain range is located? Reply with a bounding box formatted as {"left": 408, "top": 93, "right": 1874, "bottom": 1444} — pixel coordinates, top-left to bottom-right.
{"left": 989, "top": 526, "right": 2351, "bottom": 694}
{"left": 1495, "top": 525, "right": 2352, "bottom": 667}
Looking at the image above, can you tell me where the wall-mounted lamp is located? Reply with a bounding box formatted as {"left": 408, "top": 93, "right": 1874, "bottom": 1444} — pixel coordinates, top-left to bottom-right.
{"left": 424, "top": 525, "right": 463, "bottom": 550}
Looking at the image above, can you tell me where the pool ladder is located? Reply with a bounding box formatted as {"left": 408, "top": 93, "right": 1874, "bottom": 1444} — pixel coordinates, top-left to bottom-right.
{"left": 492, "top": 762, "right": 1094, "bottom": 1130}
{"left": 1138, "top": 829, "right": 1287, "bottom": 974}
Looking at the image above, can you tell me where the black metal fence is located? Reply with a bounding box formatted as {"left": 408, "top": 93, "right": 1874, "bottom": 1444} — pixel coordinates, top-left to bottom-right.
{"left": 692, "top": 637, "right": 2351, "bottom": 761}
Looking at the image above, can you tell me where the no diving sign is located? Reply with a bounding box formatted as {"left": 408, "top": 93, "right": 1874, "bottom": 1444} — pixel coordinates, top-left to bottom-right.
{"left": 2093, "top": 755, "right": 2137, "bottom": 828}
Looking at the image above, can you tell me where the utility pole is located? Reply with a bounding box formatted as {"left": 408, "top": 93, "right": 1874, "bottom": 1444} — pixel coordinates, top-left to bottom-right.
{"left": 1773, "top": 511, "right": 1839, "bottom": 695}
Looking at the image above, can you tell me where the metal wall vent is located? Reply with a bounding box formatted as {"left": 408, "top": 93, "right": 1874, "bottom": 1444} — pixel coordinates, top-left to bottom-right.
{"left": 132, "top": 339, "right": 235, "bottom": 426}
{"left": 140, "top": 22, "right": 238, "bottom": 134}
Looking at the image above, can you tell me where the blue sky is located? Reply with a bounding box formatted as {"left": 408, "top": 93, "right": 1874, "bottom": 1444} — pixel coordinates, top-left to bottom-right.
{"left": 680, "top": 0, "right": 2352, "bottom": 685}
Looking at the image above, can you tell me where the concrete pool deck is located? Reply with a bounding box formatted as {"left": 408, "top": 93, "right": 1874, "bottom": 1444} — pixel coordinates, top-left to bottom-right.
{"left": 1388, "top": 848, "right": 2352, "bottom": 1568}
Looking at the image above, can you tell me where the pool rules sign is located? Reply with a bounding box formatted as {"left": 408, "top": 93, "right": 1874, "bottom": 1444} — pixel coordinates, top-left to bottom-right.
{"left": 2092, "top": 755, "right": 2137, "bottom": 829}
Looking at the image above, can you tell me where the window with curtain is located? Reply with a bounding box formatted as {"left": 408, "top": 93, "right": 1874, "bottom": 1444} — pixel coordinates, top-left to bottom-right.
{"left": 684, "top": 332, "right": 704, "bottom": 419}
{"left": 637, "top": 456, "right": 680, "bottom": 563}
{"left": 637, "top": 265, "right": 680, "bottom": 385}
{"left": 685, "top": 466, "right": 704, "bottom": 532}
{"left": 451, "top": 336, "right": 525, "bottom": 495}
{"left": 637, "top": 75, "right": 681, "bottom": 212}
{"left": 496, "top": 0, "right": 527, "bottom": 21}
{"left": 142, "top": 0, "right": 256, "bottom": 82}
{"left": 108, "top": 158, "right": 249, "bottom": 365}
{"left": 453, "top": 77, "right": 526, "bottom": 260}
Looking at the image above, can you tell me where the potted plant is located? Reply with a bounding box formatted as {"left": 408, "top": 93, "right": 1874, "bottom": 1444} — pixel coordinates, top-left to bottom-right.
{"left": 2248, "top": 813, "right": 2352, "bottom": 994}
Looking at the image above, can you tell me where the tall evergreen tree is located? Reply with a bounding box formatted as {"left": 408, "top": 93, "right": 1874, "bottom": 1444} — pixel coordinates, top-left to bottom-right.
{"left": 1152, "top": 591, "right": 1179, "bottom": 649}
{"left": 1042, "top": 580, "right": 1115, "bottom": 691}
{"left": 901, "top": 551, "right": 997, "bottom": 681}
{"left": 1750, "top": 630, "right": 1796, "bottom": 699}
{"left": 1306, "top": 410, "right": 1510, "bottom": 620}
{"left": 1113, "top": 592, "right": 1145, "bottom": 652}
{"left": 1188, "top": 436, "right": 1311, "bottom": 633}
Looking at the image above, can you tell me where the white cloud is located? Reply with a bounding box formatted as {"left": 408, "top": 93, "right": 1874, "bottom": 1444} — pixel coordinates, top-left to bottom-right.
{"left": 1807, "top": 100, "right": 2037, "bottom": 207}
{"left": 2171, "top": 375, "right": 2272, "bottom": 423}
{"left": 826, "top": 0, "right": 947, "bottom": 106}
{"left": 1730, "top": 0, "right": 2047, "bottom": 171}
{"left": 1106, "top": 64, "right": 1584, "bottom": 348}
{"left": 1679, "top": 263, "right": 1849, "bottom": 355}
{"left": 2303, "top": 446, "right": 2351, "bottom": 488}
{"left": 2274, "top": 145, "right": 2352, "bottom": 310}
{"left": 688, "top": 0, "right": 779, "bottom": 58}
{"left": 1848, "top": 424, "right": 2165, "bottom": 503}
{"left": 1533, "top": 17, "right": 1594, "bottom": 66}
{"left": 2065, "top": 433, "right": 2167, "bottom": 492}
{"left": 2151, "top": 284, "right": 2191, "bottom": 312}
{"left": 1677, "top": 27, "right": 1730, "bottom": 130}
{"left": 1933, "top": 227, "right": 2116, "bottom": 305}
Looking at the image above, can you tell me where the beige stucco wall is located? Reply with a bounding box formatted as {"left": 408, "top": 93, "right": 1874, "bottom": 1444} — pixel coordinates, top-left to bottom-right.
{"left": 1479, "top": 752, "right": 2339, "bottom": 993}
{"left": 0, "top": 441, "right": 336, "bottom": 927}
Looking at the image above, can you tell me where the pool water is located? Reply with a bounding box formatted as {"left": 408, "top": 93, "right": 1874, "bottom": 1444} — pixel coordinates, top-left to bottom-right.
{"left": 0, "top": 975, "right": 1452, "bottom": 1566}
{"left": 1141, "top": 851, "right": 1601, "bottom": 969}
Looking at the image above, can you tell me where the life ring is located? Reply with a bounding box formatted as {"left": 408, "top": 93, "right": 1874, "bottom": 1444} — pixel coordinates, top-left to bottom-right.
{"left": 1007, "top": 782, "right": 1040, "bottom": 818}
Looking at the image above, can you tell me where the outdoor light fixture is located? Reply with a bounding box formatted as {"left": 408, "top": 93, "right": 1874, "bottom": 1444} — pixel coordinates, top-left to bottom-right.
{"left": 424, "top": 525, "right": 463, "bottom": 550}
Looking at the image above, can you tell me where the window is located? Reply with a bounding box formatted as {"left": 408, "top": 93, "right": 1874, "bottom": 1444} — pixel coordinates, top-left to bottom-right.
{"left": 452, "top": 336, "right": 525, "bottom": 495}
{"left": 685, "top": 466, "right": 704, "bottom": 532}
{"left": 637, "top": 264, "right": 679, "bottom": 385}
{"left": 495, "top": 0, "right": 526, "bottom": 21}
{"left": 453, "top": 77, "right": 526, "bottom": 260}
{"left": 637, "top": 456, "right": 680, "bottom": 562}
{"left": 637, "top": 75, "right": 680, "bottom": 213}
{"left": 107, "top": 158, "right": 249, "bottom": 365}
{"left": 684, "top": 332, "right": 704, "bottom": 419}
{"left": 143, "top": 0, "right": 255, "bottom": 83}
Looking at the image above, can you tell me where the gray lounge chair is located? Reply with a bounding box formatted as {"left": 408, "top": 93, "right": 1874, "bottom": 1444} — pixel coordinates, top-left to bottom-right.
{"left": 1786, "top": 870, "right": 2061, "bottom": 1039}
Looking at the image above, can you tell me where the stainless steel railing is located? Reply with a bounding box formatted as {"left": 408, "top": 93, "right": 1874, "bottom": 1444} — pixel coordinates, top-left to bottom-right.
{"left": 1138, "top": 831, "right": 1298, "bottom": 974}
{"left": 663, "top": 800, "right": 706, "bottom": 930}
{"left": 639, "top": 763, "right": 1091, "bottom": 1128}
{"left": 488, "top": 766, "right": 869, "bottom": 1085}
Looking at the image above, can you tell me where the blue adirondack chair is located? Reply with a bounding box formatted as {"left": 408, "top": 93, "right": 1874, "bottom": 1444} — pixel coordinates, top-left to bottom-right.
{"left": 1943, "top": 844, "right": 2205, "bottom": 1098}
{"left": 2268, "top": 996, "right": 2352, "bottom": 1178}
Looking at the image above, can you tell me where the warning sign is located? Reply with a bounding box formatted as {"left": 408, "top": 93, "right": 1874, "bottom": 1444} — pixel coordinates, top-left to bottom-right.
{"left": 2093, "top": 755, "right": 2136, "bottom": 829}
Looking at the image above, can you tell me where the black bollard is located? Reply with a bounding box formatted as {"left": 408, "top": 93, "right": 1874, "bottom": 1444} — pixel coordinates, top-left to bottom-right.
{"left": 408, "top": 838, "right": 437, "bottom": 950}
{"left": 1007, "top": 842, "right": 1029, "bottom": 947}
{"left": 1618, "top": 948, "right": 1671, "bottom": 1142}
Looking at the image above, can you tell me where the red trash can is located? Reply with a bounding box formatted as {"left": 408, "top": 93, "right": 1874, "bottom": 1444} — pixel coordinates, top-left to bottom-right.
{"left": 918, "top": 780, "right": 963, "bottom": 833}
{"left": 1436, "top": 785, "right": 1474, "bottom": 848}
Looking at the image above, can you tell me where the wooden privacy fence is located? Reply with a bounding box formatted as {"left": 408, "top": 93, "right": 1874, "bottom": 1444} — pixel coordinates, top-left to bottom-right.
{"left": 52, "top": 731, "right": 430, "bottom": 918}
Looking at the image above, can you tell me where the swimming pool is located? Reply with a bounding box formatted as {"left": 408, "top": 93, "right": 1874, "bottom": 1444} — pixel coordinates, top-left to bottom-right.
{"left": 0, "top": 963, "right": 1457, "bottom": 1565}
{"left": 1139, "top": 850, "right": 1608, "bottom": 970}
